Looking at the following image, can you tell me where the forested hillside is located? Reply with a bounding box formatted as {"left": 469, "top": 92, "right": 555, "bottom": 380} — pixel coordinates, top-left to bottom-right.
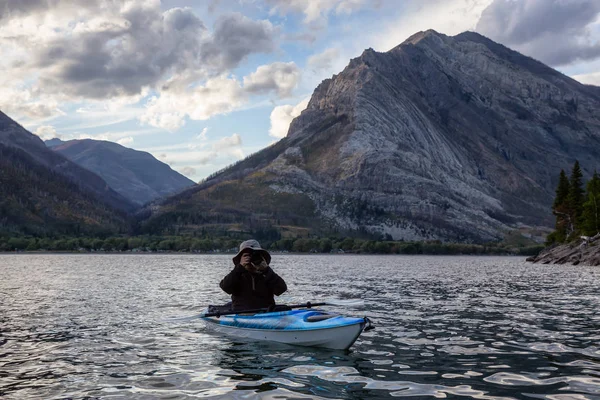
{"left": 0, "top": 143, "right": 131, "bottom": 236}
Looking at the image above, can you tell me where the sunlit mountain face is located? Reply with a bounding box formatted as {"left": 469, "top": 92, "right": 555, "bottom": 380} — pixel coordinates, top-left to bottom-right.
{"left": 139, "top": 30, "right": 600, "bottom": 242}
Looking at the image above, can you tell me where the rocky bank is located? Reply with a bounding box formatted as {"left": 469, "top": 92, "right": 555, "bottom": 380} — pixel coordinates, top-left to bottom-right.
{"left": 528, "top": 234, "right": 600, "bottom": 266}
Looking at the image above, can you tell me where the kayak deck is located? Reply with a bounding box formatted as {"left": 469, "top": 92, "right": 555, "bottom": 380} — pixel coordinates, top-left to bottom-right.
{"left": 201, "top": 309, "right": 369, "bottom": 350}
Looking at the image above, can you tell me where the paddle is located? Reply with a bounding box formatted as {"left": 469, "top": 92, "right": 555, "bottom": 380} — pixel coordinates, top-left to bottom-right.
{"left": 203, "top": 300, "right": 365, "bottom": 318}
{"left": 166, "top": 299, "right": 364, "bottom": 321}
{"left": 200, "top": 302, "right": 323, "bottom": 318}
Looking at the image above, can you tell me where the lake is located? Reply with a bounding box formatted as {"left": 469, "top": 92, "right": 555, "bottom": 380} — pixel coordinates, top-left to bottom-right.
{"left": 1, "top": 254, "right": 600, "bottom": 399}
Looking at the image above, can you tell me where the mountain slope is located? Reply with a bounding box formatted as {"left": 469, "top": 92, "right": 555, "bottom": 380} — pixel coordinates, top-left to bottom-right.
{"left": 0, "top": 111, "right": 134, "bottom": 235}
{"left": 139, "top": 30, "right": 600, "bottom": 242}
{"left": 0, "top": 111, "right": 135, "bottom": 214}
{"left": 48, "top": 139, "right": 195, "bottom": 205}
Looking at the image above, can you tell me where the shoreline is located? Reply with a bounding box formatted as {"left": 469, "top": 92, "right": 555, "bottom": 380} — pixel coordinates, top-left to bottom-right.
{"left": 527, "top": 234, "right": 600, "bottom": 266}
{"left": 0, "top": 250, "right": 529, "bottom": 257}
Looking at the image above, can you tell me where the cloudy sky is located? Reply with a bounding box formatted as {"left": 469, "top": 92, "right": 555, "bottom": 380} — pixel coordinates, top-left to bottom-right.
{"left": 2, "top": 0, "right": 599, "bottom": 181}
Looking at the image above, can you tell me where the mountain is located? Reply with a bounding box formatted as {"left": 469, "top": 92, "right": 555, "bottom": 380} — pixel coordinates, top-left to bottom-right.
{"left": 47, "top": 139, "right": 195, "bottom": 206}
{"left": 45, "top": 138, "right": 65, "bottom": 147}
{"left": 140, "top": 30, "right": 600, "bottom": 242}
{"left": 0, "top": 111, "right": 134, "bottom": 235}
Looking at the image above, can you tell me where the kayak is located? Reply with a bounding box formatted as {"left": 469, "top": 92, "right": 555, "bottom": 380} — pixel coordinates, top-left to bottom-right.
{"left": 201, "top": 308, "right": 372, "bottom": 350}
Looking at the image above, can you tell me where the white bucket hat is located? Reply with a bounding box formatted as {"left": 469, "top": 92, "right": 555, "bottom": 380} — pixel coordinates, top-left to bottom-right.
{"left": 232, "top": 239, "right": 271, "bottom": 265}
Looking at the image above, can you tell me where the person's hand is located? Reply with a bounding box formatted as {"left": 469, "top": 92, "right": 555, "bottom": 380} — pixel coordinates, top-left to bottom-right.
{"left": 240, "top": 252, "right": 252, "bottom": 267}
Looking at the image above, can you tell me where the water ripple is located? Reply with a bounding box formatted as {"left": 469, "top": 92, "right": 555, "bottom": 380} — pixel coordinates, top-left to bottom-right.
{"left": 1, "top": 254, "right": 600, "bottom": 399}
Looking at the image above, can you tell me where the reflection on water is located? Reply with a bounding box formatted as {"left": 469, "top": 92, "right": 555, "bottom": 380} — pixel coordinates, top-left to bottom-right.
{"left": 1, "top": 254, "right": 600, "bottom": 399}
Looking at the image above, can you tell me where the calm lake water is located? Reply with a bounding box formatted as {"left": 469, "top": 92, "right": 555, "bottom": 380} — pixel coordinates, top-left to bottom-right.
{"left": 1, "top": 254, "right": 600, "bottom": 399}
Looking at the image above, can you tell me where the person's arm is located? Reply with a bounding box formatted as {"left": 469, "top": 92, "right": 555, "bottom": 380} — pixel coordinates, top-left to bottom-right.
{"left": 220, "top": 264, "right": 245, "bottom": 294}
{"left": 263, "top": 267, "right": 287, "bottom": 296}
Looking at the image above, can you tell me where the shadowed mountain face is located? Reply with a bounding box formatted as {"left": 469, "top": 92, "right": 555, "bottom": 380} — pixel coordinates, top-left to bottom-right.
{"left": 0, "top": 111, "right": 134, "bottom": 235}
{"left": 140, "top": 30, "right": 600, "bottom": 242}
{"left": 47, "top": 139, "right": 195, "bottom": 206}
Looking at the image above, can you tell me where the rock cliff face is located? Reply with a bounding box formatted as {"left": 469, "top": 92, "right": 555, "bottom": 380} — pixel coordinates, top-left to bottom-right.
{"left": 47, "top": 139, "right": 195, "bottom": 206}
{"left": 142, "top": 31, "right": 600, "bottom": 241}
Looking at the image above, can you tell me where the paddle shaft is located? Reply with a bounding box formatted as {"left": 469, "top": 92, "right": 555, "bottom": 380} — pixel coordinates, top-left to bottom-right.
{"left": 202, "top": 302, "right": 328, "bottom": 318}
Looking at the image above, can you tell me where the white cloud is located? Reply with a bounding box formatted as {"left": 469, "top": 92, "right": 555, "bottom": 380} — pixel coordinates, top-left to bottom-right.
{"left": 142, "top": 142, "right": 206, "bottom": 152}
{"left": 269, "top": 97, "right": 310, "bottom": 138}
{"left": 141, "top": 61, "right": 303, "bottom": 131}
{"left": 0, "top": 2, "right": 279, "bottom": 124}
{"left": 139, "top": 105, "right": 188, "bottom": 132}
{"left": 140, "top": 75, "right": 246, "bottom": 131}
{"left": 180, "top": 166, "right": 197, "bottom": 177}
{"left": 182, "top": 78, "right": 242, "bottom": 119}
{"left": 266, "top": 0, "right": 369, "bottom": 23}
{"left": 142, "top": 132, "right": 244, "bottom": 171}
{"left": 243, "top": 62, "right": 301, "bottom": 97}
{"left": 51, "top": 127, "right": 160, "bottom": 144}
{"left": 198, "top": 127, "right": 209, "bottom": 140}
{"left": 34, "top": 125, "right": 59, "bottom": 140}
{"left": 214, "top": 133, "right": 242, "bottom": 150}
{"left": 573, "top": 71, "right": 600, "bottom": 86}
{"left": 59, "top": 105, "right": 145, "bottom": 131}
{"left": 0, "top": 87, "right": 65, "bottom": 121}
{"left": 308, "top": 48, "right": 340, "bottom": 72}
{"left": 197, "top": 152, "right": 219, "bottom": 165}
{"left": 117, "top": 136, "right": 134, "bottom": 146}
{"left": 5, "top": 2, "right": 207, "bottom": 101}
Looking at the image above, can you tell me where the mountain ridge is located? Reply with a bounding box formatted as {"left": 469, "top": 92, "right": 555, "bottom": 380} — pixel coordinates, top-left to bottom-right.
{"left": 0, "top": 111, "right": 135, "bottom": 213}
{"left": 139, "top": 30, "right": 600, "bottom": 242}
{"left": 0, "top": 111, "right": 133, "bottom": 235}
{"left": 47, "top": 138, "right": 195, "bottom": 205}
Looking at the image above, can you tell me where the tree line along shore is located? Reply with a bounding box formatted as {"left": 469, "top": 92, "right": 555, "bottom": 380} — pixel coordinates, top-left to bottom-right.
{"left": 0, "top": 234, "right": 542, "bottom": 256}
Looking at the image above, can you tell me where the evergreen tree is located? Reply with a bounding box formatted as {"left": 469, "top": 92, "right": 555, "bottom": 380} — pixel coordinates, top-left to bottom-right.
{"left": 582, "top": 171, "right": 600, "bottom": 236}
{"left": 567, "top": 160, "right": 585, "bottom": 235}
{"left": 553, "top": 170, "right": 570, "bottom": 209}
{"left": 549, "top": 169, "right": 570, "bottom": 243}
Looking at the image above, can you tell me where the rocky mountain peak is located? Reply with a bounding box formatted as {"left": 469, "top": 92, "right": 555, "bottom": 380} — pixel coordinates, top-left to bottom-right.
{"left": 143, "top": 31, "right": 600, "bottom": 242}
{"left": 399, "top": 29, "right": 446, "bottom": 47}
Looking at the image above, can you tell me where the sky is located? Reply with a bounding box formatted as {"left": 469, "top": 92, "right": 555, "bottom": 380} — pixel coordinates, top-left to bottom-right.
{"left": 1, "top": 0, "right": 600, "bottom": 181}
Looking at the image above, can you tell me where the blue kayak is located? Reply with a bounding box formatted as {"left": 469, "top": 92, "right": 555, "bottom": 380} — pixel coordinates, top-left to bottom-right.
{"left": 202, "top": 308, "right": 371, "bottom": 350}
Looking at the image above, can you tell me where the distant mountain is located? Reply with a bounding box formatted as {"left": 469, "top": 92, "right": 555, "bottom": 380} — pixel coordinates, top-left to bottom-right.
{"left": 139, "top": 30, "right": 600, "bottom": 242}
{"left": 0, "top": 111, "right": 134, "bottom": 235}
{"left": 45, "top": 138, "right": 65, "bottom": 147}
{"left": 47, "top": 139, "right": 195, "bottom": 205}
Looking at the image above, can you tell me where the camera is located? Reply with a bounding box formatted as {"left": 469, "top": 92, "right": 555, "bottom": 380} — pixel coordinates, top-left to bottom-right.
{"left": 251, "top": 253, "right": 264, "bottom": 264}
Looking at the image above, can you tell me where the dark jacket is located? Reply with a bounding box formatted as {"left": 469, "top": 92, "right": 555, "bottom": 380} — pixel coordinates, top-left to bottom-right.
{"left": 219, "top": 264, "right": 287, "bottom": 311}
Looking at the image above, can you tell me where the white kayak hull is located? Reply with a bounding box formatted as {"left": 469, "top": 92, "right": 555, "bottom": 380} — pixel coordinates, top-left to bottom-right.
{"left": 202, "top": 319, "right": 365, "bottom": 350}
{"left": 201, "top": 309, "right": 369, "bottom": 350}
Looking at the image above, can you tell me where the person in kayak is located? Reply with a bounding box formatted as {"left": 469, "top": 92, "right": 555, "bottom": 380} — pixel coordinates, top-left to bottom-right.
{"left": 219, "top": 239, "right": 287, "bottom": 311}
